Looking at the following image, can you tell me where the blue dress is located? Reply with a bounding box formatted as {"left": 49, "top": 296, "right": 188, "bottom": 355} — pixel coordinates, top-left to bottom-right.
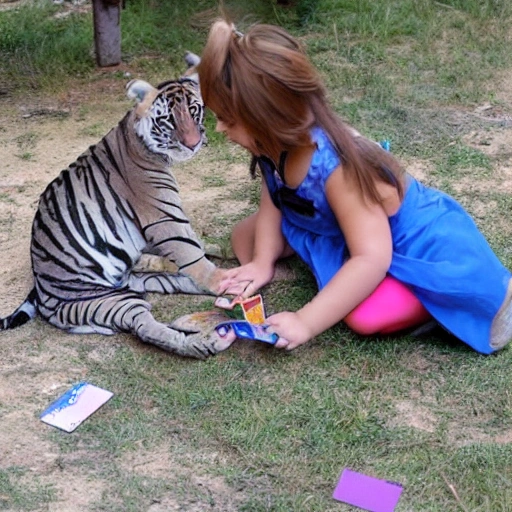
{"left": 257, "top": 126, "right": 511, "bottom": 354}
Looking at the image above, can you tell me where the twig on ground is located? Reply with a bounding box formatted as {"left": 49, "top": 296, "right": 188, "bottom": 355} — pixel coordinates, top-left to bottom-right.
{"left": 440, "top": 472, "right": 469, "bottom": 512}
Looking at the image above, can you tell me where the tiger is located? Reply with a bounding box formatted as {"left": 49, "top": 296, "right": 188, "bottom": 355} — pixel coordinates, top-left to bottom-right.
{"left": 0, "top": 54, "right": 234, "bottom": 359}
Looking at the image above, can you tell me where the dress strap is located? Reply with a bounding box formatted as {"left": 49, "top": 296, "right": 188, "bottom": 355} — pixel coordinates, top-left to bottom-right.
{"left": 277, "top": 151, "right": 288, "bottom": 183}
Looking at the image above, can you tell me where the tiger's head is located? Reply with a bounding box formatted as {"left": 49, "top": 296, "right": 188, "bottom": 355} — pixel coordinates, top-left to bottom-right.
{"left": 126, "top": 71, "right": 206, "bottom": 163}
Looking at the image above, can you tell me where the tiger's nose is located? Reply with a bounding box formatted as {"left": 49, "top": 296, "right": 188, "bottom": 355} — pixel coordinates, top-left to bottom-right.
{"left": 182, "top": 125, "right": 202, "bottom": 149}
{"left": 175, "top": 105, "right": 202, "bottom": 148}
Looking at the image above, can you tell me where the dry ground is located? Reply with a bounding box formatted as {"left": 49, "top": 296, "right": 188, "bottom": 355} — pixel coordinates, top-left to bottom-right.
{"left": 1, "top": 67, "right": 512, "bottom": 510}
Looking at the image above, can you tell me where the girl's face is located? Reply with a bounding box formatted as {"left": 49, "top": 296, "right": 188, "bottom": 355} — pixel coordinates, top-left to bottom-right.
{"left": 215, "top": 116, "right": 257, "bottom": 154}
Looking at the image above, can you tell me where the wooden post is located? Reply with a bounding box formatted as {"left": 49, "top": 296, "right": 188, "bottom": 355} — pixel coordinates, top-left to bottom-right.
{"left": 92, "top": 0, "right": 122, "bottom": 67}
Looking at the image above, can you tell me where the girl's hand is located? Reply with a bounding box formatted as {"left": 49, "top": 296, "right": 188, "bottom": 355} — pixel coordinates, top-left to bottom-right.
{"left": 218, "top": 261, "right": 275, "bottom": 298}
{"left": 266, "top": 311, "right": 314, "bottom": 350}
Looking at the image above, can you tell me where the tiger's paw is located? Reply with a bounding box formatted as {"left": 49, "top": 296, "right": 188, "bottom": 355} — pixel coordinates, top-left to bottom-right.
{"left": 169, "top": 310, "right": 236, "bottom": 358}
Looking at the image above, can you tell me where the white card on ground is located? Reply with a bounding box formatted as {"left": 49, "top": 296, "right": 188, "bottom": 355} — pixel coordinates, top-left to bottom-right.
{"left": 40, "top": 382, "right": 113, "bottom": 433}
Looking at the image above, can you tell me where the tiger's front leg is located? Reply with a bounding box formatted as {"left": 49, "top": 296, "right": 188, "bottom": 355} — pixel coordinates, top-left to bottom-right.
{"left": 144, "top": 222, "right": 226, "bottom": 295}
{"left": 47, "top": 293, "right": 234, "bottom": 359}
{"left": 133, "top": 254, "right": 179, "bottom": 274}
{"left": 131, "top": 309, "right": 235, "bottom": 359}
{"left": 128, "top": 271, "right": 216, "bottom": 296}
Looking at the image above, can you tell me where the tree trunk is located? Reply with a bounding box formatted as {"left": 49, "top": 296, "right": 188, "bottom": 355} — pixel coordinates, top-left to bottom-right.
{"left": 92, "top": 0, "right": 122, "bottom": 67}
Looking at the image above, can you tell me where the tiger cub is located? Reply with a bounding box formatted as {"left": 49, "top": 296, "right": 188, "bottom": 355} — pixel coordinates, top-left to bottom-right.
{"left": 0, "top": 55, "right": 233, "bottom": 359}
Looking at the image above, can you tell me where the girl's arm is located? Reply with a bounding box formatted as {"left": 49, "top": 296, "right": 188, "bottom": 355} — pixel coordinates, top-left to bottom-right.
{"left": 269, "top": 165, "right": 392, "bottom": 348}
{"left": 219, "top": 179, "right": 288, "bottom": 296}
{"left": 252, "top": 179, "right": 288, "bottom": 273}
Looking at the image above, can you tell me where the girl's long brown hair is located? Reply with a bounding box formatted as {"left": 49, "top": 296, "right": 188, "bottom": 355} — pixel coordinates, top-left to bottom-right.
{"left": 197, "top": 19, "right": 404, "bottom": 203}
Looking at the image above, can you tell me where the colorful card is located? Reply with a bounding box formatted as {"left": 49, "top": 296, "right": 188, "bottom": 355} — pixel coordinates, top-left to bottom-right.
{"left": 215, "top": 294, "right": 266, "bottom": 324}
{"left": 40, "top": 382, "right": 114, "bottom": 433}
{"left": 215, "top": 295, "right": 276, "bottom": 343}
{"left": 332, "top": 468, "right": 403, "bottom": 512}
{"left": 215, "top": 321, "right": 278, "bottom": 345}
{"left": 240, "top": 295, "right": 266, "bottom": 324}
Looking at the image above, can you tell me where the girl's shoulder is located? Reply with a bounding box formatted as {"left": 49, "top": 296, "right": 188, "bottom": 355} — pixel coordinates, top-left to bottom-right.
{"left": 309, "top": 126, "right": 341, "bottom": 179}
{"left": 311, "top": 126, "right": 333, "bottom": 149}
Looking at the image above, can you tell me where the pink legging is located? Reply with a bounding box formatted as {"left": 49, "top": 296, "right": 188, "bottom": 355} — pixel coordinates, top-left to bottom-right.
{"left": 344, "top": 276, "right": 431, "bottom": 336}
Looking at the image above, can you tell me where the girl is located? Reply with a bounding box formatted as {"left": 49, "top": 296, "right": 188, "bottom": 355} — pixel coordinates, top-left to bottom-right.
{"left": 198, "top": 19, "right": 512, "bottom": 354}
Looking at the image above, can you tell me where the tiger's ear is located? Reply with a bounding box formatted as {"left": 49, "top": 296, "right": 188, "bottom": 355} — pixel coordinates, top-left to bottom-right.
{"left": 126, "top": 79, "right": 159, "bottom": 116}
{"left": 182, "top": 51, "right": 200, "bottom": 84}
{"left": 126, "top": 79, "right": 157, "bottom": 103}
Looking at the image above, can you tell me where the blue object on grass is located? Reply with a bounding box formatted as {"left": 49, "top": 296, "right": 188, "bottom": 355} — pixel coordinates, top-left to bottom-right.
{"left": 379, "top": 140, "right": 391, "bottom": 151}
{"left": 216, "top": 321, "right": 278, "bottom": 344}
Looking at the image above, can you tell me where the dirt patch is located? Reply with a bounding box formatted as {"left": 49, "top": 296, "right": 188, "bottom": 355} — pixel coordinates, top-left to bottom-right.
{"left": 120, "top": 447, "right": 243, "bottom": 511}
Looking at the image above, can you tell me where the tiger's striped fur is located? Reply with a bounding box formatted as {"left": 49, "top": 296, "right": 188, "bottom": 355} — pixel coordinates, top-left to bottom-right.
{"left": 0, "top": 57, "right": 232, "bottom": 359}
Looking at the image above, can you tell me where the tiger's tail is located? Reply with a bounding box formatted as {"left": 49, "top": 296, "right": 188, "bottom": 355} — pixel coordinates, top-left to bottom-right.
{"left": 1, "top": 288, "right": 37, "bottom": 330}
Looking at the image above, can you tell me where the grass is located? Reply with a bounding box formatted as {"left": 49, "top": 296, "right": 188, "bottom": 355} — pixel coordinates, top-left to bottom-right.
{"left": 1, "top": 0, "right": 512, "bottom": 511}
{"left": 0, "top": 468, "right": 55, "bottom": 510}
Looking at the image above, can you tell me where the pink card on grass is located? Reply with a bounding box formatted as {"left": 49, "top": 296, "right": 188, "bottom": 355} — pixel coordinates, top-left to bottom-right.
{"left": 40, "top": 382, "right": 113, "bottom": 433}
{"left": 332, "top": 468, "right": 403, "bottom": 512}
